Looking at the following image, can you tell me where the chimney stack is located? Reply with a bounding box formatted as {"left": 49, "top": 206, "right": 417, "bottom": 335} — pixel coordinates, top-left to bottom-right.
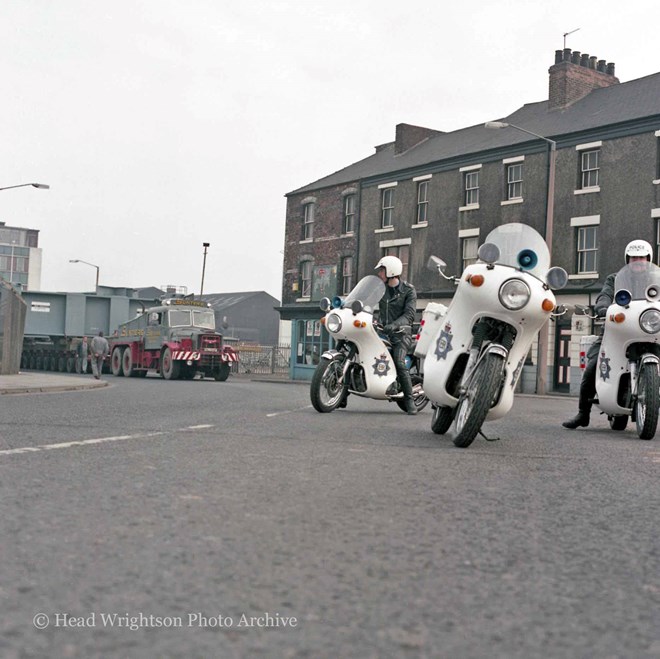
{"left": 548, "top": 48, "right": 619, "bottom": 111}
{"left": 394, "top": 123, "right": 440, "bottom": 155}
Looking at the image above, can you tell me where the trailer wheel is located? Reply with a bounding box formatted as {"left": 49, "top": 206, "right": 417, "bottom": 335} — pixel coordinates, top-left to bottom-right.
{"left": 122, "top": 348, "right": 137, "bottom": 377}
{"left": 111, "top": 347, "right": 125, "bottom": 376}
{"left": 160, "top": 347, "right": 180, "bottom": 380}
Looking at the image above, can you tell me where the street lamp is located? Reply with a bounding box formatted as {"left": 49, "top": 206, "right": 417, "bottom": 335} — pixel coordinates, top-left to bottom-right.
{"left": 69, "top": 259, "right": 100, "bottom": 293}
{"left": 200, "top": 242, "right": 210, "bottom": 296}
{"left": 0, "top": 182, "right": 50, "bottom": 191}
{"left": 485, "top": 121, "right": 557, "bottom": 395}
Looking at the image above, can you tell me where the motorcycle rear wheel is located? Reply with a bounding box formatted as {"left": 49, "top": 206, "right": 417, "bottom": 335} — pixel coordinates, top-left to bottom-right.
{"left": 431, "top": 405, "right": 455, "bottom": 435}
{"left": 609, "top": 415, "right": 628, "bottom": 431}
{"left": 310, "top": 357, "right": 348, "bottom": 413}
{"left": 453, "top": 353, "right": 503, "bottom": 448}
{"left": 635, "top": 363, "right": 659, "bottom": 440}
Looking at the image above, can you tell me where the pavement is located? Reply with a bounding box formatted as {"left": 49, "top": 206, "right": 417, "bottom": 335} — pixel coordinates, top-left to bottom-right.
{"left": 0, "top": 372, "right": 109, "bottom": 395}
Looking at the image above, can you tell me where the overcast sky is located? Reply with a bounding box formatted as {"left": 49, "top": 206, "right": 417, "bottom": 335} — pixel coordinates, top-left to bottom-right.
{"left": 1, "top": 1, "right": 657, "bottom": 301}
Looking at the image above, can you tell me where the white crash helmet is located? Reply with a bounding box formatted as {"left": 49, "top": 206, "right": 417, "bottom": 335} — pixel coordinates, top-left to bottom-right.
{"left": 624, "top": 239, "right": 653, "bottom": 263}
{"left": 375, "top": 255, "right": 403, "bottom": 278}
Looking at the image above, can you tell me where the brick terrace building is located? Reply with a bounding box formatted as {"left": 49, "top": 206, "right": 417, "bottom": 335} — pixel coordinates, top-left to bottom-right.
{"left": 280, "top": 49, "right": 660, "bottom": 388}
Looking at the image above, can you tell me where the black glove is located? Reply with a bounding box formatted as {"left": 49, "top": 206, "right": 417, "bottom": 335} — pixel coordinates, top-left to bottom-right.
{"left": 383, "top": 324, "right": 395, "bottom": 333}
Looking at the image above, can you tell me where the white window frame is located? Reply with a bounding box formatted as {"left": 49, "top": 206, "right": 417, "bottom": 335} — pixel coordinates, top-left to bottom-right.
{"left": 300, "top": 261, "right": 312, "bottom": 298}
{"left": 464, "top": 171, "right": 479, "bottom": 206}
{"left": 416, "top": 180, "right": 429, "bottom": 225}
{"left": 302, "top": 203, "right": 314, "bottom": 241}
{"left": 381, "top": 188, "right": 395, "bottom": 228}
{"left": 506, "top": 162, "right": 523, "bottom": 200}
{"left": 343, "top": 194, "right": 355, "bottom": 235}
{"left": 462, "top": 236, "right": 479, "bottom": 270}
{"left": 341, "top": 256, "right": 354, "bottom": 295}
{"left": 577, "top": 226, "right": 598, "bottom": 274}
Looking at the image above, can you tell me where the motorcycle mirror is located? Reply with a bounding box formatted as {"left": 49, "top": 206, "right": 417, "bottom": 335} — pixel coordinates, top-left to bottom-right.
{"left": 319, "top": 297, "right": 332, "bottom": 312}
{"left": 426, "top": 255, "right": 447, "bottom": 272}
{"left": 477, "top": 242, "right": 500, "bottom": 264}
{"left": 546, "top": 267, "right": 569, "bottom": 290}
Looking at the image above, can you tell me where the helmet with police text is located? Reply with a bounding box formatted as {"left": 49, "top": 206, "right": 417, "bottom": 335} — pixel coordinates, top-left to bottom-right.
{"left": 375, "top": 255, "right": 403, "bottom": 278}
{"left": 624, "top": 239, "right": 653, "bottom": 263}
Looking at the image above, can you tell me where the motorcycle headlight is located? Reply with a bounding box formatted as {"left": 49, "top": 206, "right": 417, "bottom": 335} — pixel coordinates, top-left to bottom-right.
{"left": 498, "top": 279, "right": 531, "bottom": 311}
{"left": 639, "top": 309, "right": 660, "bottom": 334}
{"left": 326, "top": 313, "right": 342, "bottom": 333}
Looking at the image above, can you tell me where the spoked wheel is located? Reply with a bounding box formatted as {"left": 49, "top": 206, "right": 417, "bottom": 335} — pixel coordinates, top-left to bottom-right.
{"left": 609, "top": 415, "right": 628, "bottom": 431}
{"left": 635, "top": 363, "right": 659, "bottom": 440}
{"left": 431, "top": 405, "right": 455, "bottom": 435}
{"left": 160, "top": 347, "right": 181, "bottom": 380}
{"left": 453, "top": 353, "right": 504, "bottom": 448}
{"left": 310, "top": 357, "right": 347, "bottom": 413}
{"left": 111, "top": 347, "right": 125, "bottom": 376}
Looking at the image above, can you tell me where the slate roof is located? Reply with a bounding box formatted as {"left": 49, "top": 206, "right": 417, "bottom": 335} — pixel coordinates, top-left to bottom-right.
{"left": 200, "top": 291, "right": 280, "bottom": 310}
{"left": 287, "top": 71, "right": 660, "bottom": 196}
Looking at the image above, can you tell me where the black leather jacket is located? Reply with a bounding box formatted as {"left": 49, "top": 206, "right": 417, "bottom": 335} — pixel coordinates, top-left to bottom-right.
{"left": 378, "top": 280, "right": 417, "bottom": 331}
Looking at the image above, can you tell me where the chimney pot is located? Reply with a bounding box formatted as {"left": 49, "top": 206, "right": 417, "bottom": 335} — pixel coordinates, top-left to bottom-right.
{"left": 606, "top": 62, "right": 616, "bottom": 76}
{"left": 555, "top": 49, "right": 563, "bottom": 64}
{"left": 597, "top": 59, "right": 606, "bottom": 73}
{"left": 589, "top": 56, "right": 597, "bottom": 69}
{"left": 571, "top": 51, "right": 581, "bottom": 64}
{"left": 563, "top": 48, "right": 572, "bottom": 61}
{"left": 580, "top": 53, "right": 590, "bottom": 67}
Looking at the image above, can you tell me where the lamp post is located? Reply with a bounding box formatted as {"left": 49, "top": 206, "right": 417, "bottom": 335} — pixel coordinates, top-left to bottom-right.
{"left": 200, "top": 242, "right": 210, "bottom": 297}
{"left": 69, "top": 259, "right": 100, "bottom": 294}
{"left": 485, "top": 121, "right": 557, "bottom": 395}
{"left": 0, "top": 183, "right": 50, "bottom": 191}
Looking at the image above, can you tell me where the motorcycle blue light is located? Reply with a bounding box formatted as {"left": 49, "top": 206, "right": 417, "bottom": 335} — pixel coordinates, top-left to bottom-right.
{"left": 614, "top": 289, "right": 632, "bottom": 306}
{"left": 332, "top": 296, "right": 343, "bottom": 309}
{"left": 517, "top": 249, "right": 538, "bottom": 270}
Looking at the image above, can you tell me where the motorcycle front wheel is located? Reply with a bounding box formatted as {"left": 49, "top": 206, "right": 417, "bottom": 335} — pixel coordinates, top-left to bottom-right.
{"left": 635, "top": 363, "right": 659, "bottom": 440}
{"left": 310, "top": 357, "right": 348, "bottom": 413}
{"left": 453, "top": 353, "right": 504, "bottom": 448}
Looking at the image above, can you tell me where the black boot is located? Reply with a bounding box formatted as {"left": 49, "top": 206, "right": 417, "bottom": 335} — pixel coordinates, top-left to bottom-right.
{"left": 562, "top": 411, "right": 590, "bottom": 429}
{"left": 404, "top": 396, "right": 417, "bottom": 415}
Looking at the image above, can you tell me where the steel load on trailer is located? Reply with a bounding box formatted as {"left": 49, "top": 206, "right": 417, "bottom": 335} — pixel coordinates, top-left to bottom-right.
{"left": 108, "top": 298, "right": 238, "bottom": 380}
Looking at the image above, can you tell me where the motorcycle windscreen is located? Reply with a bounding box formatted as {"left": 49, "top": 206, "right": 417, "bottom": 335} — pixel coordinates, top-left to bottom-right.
{"left": 343, "top": 275, "right": 385, "bottom": 313}
{"left": 614, "top": 261, "right": 660, "bottom": 301}
{"left": 483, "top": 222, "right": 550, "bottom": 279}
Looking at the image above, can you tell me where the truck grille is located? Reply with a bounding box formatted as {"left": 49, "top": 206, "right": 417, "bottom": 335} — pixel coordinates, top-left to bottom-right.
{"left": 200, "top": 334, "right": 222, "bottom": 352}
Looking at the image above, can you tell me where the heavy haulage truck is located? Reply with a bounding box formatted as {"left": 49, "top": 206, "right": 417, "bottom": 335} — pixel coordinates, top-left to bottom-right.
{"left": 107, "top": 298, "right": 238, "bottom": 380}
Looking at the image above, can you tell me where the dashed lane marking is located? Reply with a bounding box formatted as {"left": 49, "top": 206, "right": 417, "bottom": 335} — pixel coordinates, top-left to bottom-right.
{"left": 0, "top": 426, "right": 217, "bottom": 458}
{"left": 266, "top": 405, "right": 313, "bottom": 418}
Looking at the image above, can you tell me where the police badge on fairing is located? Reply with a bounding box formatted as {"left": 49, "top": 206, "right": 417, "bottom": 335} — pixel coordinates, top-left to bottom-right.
{"left": 599, "top": 353, "right": 611, "bottom": 381}
{"left": 435, "top": 323, "right": 454, "bottom": 360}
{"left": 372, "top": 353, "right": 391, "bottom": 377}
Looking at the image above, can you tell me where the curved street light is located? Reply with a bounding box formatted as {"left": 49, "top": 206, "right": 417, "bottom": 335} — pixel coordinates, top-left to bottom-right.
{"left": 485, "top": 121, "right": 557, "bottom": 396}
{"left": 69, "top": 259, "right": 100, "bottom": 293}
{"left": 0, "top": 182, "right": 50, "bottom": 191}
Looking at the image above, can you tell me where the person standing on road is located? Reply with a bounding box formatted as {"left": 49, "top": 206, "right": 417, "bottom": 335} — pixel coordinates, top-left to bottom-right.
{"left": 90, "top": 331, "right": 110, "bottom": 380}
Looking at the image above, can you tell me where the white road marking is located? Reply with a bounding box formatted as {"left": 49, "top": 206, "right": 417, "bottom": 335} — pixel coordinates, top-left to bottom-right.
{"left": 185, "top": 424, "right": 214, "bottom": 430}
{"left": 266, "top": 405, "right": 313, "bottom": 418}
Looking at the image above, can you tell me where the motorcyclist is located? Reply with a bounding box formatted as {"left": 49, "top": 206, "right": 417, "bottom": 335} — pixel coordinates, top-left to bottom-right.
{"left": 562, "top": 239, "right": 653, "bottom": 429}
{"left": 375, "top": 255, "right": 418, "bottom": 415}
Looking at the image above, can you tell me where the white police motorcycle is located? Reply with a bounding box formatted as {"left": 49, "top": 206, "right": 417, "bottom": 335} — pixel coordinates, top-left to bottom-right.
{"left": 423, "top": 223, "right": 568, "bottom": 447}
{"left": 576, "top": 260, "right": 660, "bottom": 439}
{"left": 310, "top": 275, "right": 428, "bottom": 413}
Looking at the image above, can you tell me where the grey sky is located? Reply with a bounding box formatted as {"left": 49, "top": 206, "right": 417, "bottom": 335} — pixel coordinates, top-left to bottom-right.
{"left": 1, "top": 1, "right": 657, "bottom": 301}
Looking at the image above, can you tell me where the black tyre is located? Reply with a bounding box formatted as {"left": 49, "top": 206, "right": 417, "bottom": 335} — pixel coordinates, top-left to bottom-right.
{"left": 160, "top": 347, "right": 180, "bottom": 380}
{"left": 395, "top": 374, "right": 429, "bottom": 413}
{"left": 609, "top": 415, "right": 628, "bottom": 431}
{"left": 111, "top": 347, "right": 125, "bottom": 376}
{"left": 431, "top": 405, "right": 455, "bottom": 435}
{"left": 453, "top": 353, "right": 504, "bottom": 448}
{"left": 122, "top": 347, "right": 136, "bottom": 377}
{"left": 214, "top": 363, "right": 231, "bottom": 382}
{"left": 310, "top": 357, "right": 347, "bottom": 413}
{"left": 635, "top": 363, "right": 659, "bottom": 440}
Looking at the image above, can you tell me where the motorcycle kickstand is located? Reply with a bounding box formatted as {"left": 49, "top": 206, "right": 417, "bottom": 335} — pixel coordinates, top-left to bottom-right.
{"left": 478, "top": 429, "right": 500, "bottom": 442}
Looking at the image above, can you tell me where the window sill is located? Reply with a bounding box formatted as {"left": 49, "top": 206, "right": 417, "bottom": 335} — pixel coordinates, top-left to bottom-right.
{"left": 295, "top": 297, "right": 312, "bottom": 303}
{"left": 459, "top": 204, "right": 479, "bottom": 212}
{"left": 299, "top": 239, "right": 313, "bottom": 244}
{"left": 340, "top": 232, "right": 355, "bottom": 237}
{"left": 568, "top": 273, "right": 599, "bottom": 280}
{"left": 574, "top": 186, "right": 600, "bottom": 195}
{"left": 501, "top": 198, "right": 523, "bottom": 206}
{"left": 375, "top": 227, "right": 394, "bottom": 233}
{"left": 411, "top": 222, "right": 428, "bottom": 229}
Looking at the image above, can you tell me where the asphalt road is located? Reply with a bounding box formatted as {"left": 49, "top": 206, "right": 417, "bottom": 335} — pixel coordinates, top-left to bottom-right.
{"left": 1, "top": 375, "right": 659, "bottom": 658}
